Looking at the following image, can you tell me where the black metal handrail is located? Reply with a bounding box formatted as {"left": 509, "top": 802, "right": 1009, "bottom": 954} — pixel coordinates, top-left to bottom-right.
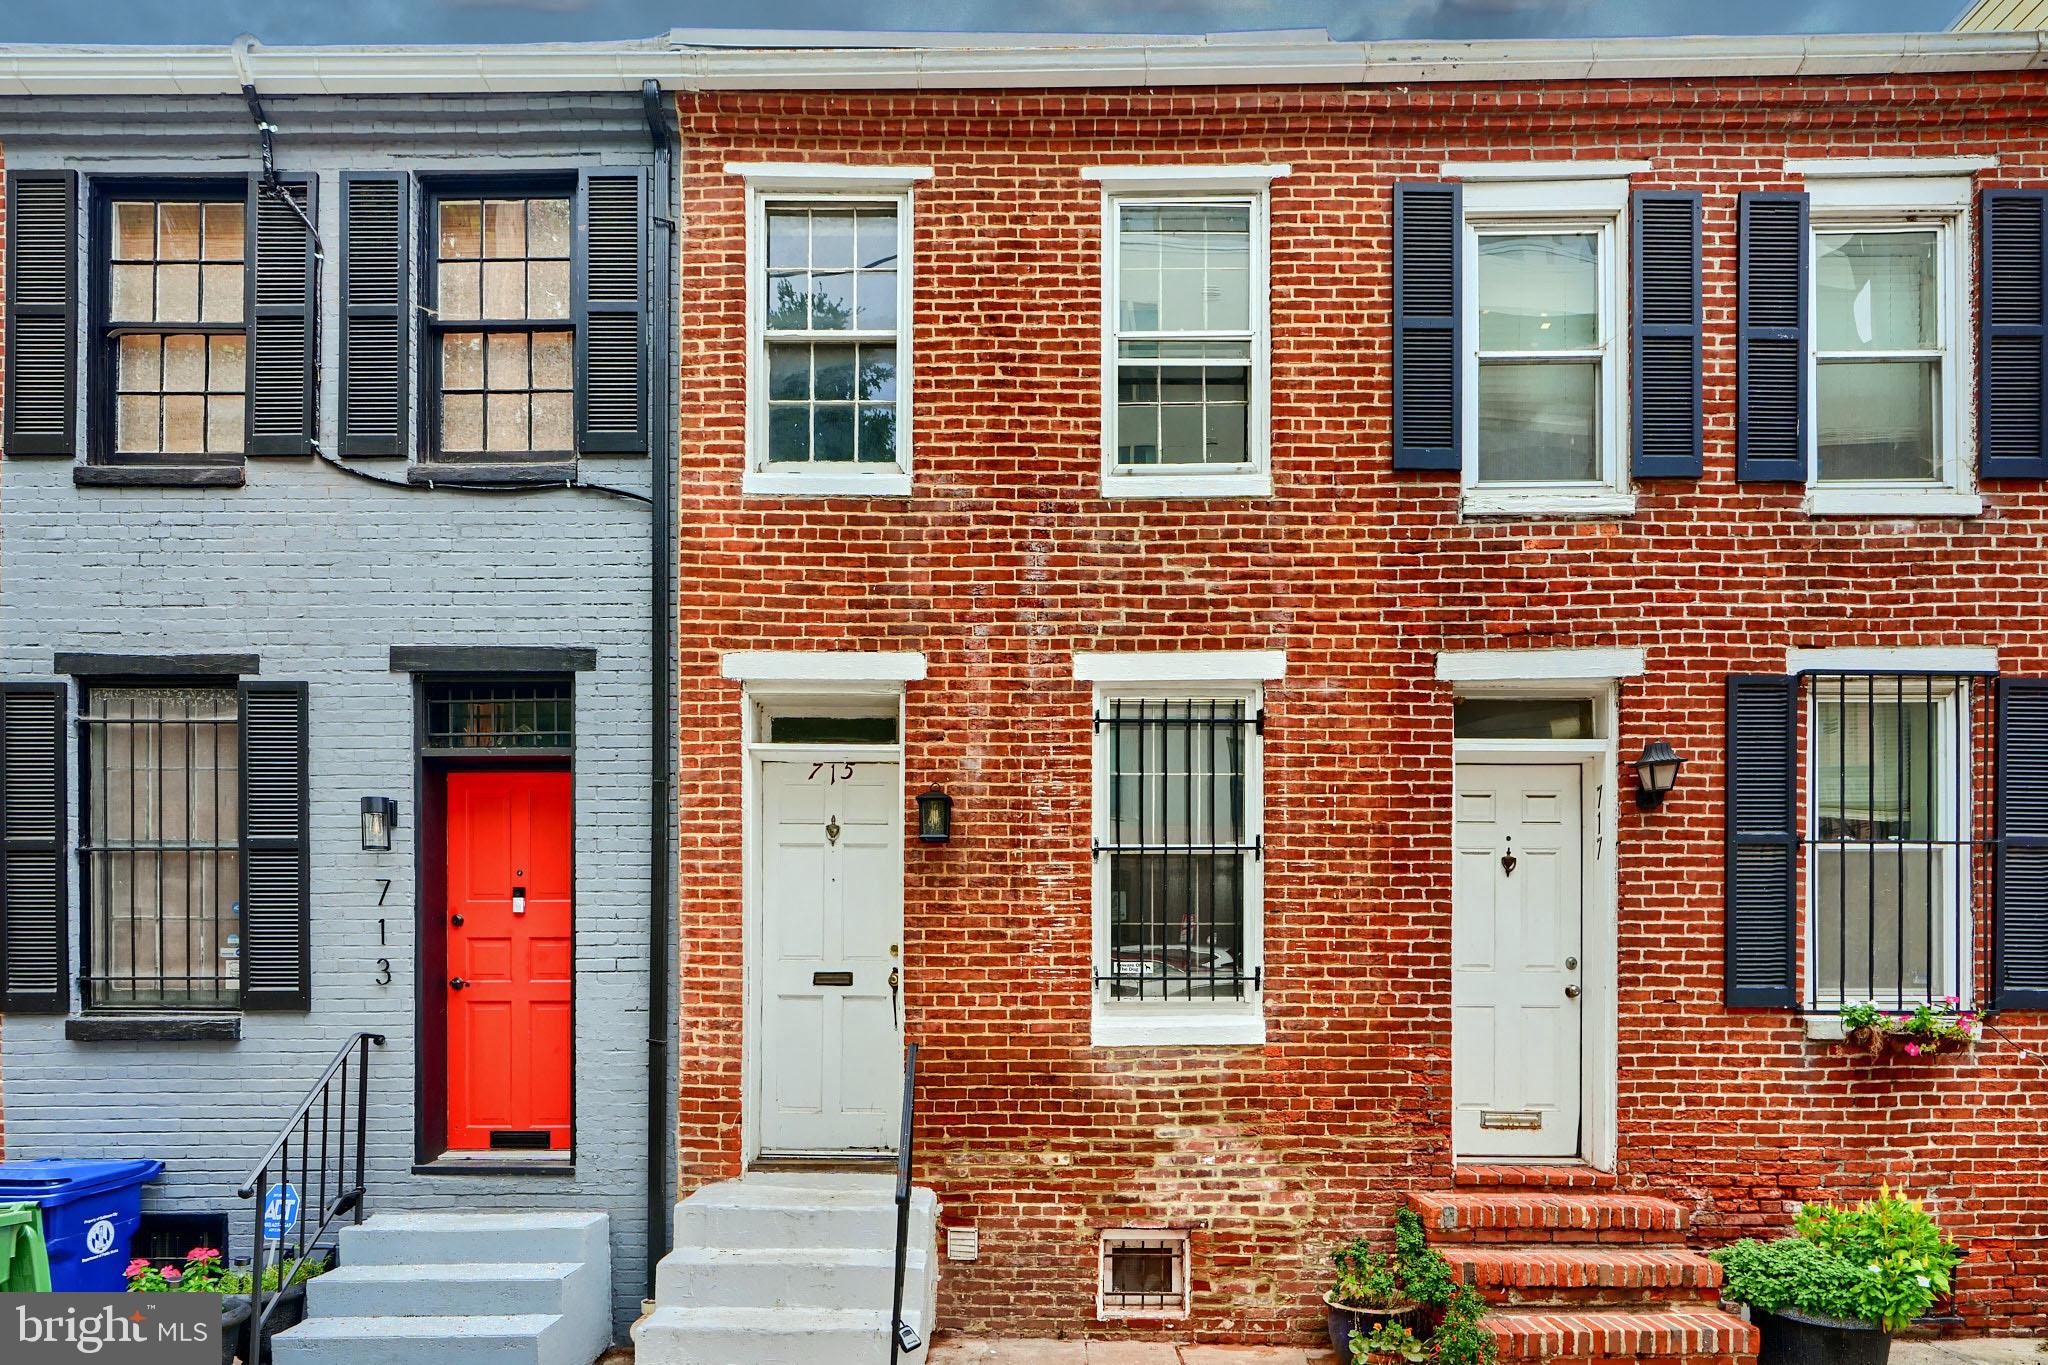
{"left": 888, "top": 1042, "right": 922, "bottom": 1364}
{"left": 235, "top": 1031, "right": 383, "bottom": 1365}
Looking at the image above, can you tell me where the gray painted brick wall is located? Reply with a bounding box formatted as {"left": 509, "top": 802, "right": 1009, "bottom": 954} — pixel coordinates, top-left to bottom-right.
{"left": 0, "top": 93, "right": 669, "bottom": 1336}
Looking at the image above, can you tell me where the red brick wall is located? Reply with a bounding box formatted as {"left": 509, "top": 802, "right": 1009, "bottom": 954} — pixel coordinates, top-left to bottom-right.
{"left": 673, "top": 75, "right": 2048, "bottom": 1342}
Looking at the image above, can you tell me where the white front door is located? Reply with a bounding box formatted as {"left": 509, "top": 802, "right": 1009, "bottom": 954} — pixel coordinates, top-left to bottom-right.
{"left": 758, "top": 760, "right": 902, "bottom": 1153}
{"left": 1452, "top": 763, "right": 1584, "bottom": 1159}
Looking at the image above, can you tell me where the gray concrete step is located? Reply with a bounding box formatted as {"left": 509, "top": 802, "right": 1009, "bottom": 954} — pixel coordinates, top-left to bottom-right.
{"left": 307, "top": 1260, "right": 594, "bottom": 1320}
{"left": 632, "top": 1302, "right": 932, "bottom": 1365}
{"left": 673, "top": 1174, "right": 937, "bottom": 1250}
{"left": 338, "top": 1211, "right": 608, "bottom": 1268}
{"left": 653, "top": 1242, "right": 931, "bottom": 1310}
{"left": 270, "top": 1313, "right": 576, "bottom": 1365}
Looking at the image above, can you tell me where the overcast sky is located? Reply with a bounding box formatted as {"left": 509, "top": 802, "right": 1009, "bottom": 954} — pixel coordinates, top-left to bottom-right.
{"left": 0, "top": 0, "right": 1976, "bottom": 47}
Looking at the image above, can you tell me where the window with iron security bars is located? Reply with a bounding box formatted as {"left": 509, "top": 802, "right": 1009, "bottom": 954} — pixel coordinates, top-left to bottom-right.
{"left": 1099, "top": 1231, "right": 1190, "bottom": 1318}
{"left": 78, "top": 687, "right": 241, "bottom": 1011}
{"left": 1802, "top": 672, "right": 1997, "bottom": 1011}
{"left": 1092, "top": 697, "right": 1262, "bottom": 1003}
{"left": 424, "top": 678, "right": 572, "bottom": 752}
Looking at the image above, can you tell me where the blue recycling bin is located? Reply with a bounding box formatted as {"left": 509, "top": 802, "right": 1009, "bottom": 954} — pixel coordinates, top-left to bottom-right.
{"left": 0, "top": 1158, "right": 164, "bottom": 1291}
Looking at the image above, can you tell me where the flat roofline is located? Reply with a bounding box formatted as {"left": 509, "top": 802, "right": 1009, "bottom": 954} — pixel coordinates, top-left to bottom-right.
{"left": 0, "top": 29, "right": 2039, "bottom": 97}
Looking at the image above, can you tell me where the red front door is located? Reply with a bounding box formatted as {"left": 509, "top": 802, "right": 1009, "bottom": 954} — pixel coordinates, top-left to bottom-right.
{"left": 445, "top": 769, "right": 573, "bottom": 1152}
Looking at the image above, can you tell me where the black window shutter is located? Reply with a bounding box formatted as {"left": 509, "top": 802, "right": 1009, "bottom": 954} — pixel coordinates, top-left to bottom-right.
{"left": 1726, "top": 674, "right": 1798, "bottom": 1007}
{"left": 245, "top": 174, "right": 318, "bottom": 457}
{"left": 4, "top": 170, "right": 79, "bottom": 458}
{"left": 574, "top": 168, "right": 648, "bottom": 455}
{"left": 1631, "top": 190, "right": 1703, "bottom": 478}
{"left": 0, "top": 683, "right": 70, "bottom": 1013}
{"left": 1980, "top": 190, "right": 2048, "bottom": 481}
{"left": 1995, "top": 678, "right": 2048, "bottom": 1008}
{"left": 1392, "top": 182, "right": 1461, "bottom": 472}
{"left": 239, "top": 682, "right": 310, "bottom": 1010}
{"left": 1736, "top": 191, "right": 1808, "bottom": 482}
{"left": 339, "top": 173, "right": 410, "bottom": 458}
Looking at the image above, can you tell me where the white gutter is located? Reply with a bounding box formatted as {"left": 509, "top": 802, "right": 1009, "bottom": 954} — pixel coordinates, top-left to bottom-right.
{"left": 0, "top": 30, "right": 2040, "bottom": 98}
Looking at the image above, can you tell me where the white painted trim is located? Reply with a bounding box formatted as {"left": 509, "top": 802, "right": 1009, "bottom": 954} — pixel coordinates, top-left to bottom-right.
{"left": 1442, "top": 160, "right": 1652, "bottom": 182}
{"left": 1788, "top": 156, "right": 1998, "bottom": 178}
{"left": 1460, "top": 489, "right": 1638, "bottom": 521}
{"left": 1803, "top": 488, "right": 1983, "bottom": 518}
{"left": 721, "top": 650, "right": 929, "bottom": 683}
{"left": 1096, "top": 1228, "right": 1194, "bottom": 1321}
{"left": 1091, "top": 1011, "right": 1267, "bottom": 1048}
{"left": 1806, "top": 174, "right": 1975, "bottom": 212}
{"left": 742, "top": 470, "right": 915, "bottom": 498}
{"left": 724, "top": 161, "right": 934, "bottom": 190}
{"left": 1785, "top": 645, "right": 1999, "bottom": 674}
{"left": 1435, "top": 647, "right": 1646, "bottom": 684}
{"left": 1101, "top": 470, "right": 1275, "bottom": 499}
{"left": 1461, "top": 177, "right": 1631, "bottom": 215}
{"left": 1073, "top": 650, "right": 1288, "bottom": 682}
{"left": 1081, "top": 163, "right": 1293, "bottom": 193}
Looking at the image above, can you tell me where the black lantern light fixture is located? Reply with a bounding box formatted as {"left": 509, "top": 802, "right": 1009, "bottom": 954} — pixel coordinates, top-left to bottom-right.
{"left": 360, "top": 796, "right": 400, "bottom": 851}
{"left": 916, "top": 786, "right": 953, "bottom": 843}
{"left": 1632, "top": 740, "right": 1686, "bottom": 809}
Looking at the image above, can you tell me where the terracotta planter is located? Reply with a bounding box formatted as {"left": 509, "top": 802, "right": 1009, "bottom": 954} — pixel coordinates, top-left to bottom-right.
{"left": 1753, "top": 1307, "right": 1892, "bottom": 1365}
{"left": 1323, "top": 1292, "right": 1422, "bottom": 1361}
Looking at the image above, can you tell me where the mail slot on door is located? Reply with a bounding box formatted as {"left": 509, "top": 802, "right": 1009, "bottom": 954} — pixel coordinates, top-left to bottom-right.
{"left": 812, "top": 970, "right": 854, "bottom": 987}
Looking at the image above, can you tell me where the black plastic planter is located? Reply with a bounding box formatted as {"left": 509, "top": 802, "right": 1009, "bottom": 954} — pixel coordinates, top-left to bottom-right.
{"left": 1754, "top": 1308, "right": 1893, "bottom": 1365}
{"left": 223, "top": 1282, "right": 309, "bottom": 1363}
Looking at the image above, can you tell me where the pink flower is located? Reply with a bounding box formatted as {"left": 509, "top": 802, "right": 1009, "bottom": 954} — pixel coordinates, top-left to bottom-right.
{"left": 1945, "top": 995, "right": 1960, "bottom": 1008}
{"left": 185, "top": 1246, "right": 221, "bottom": 1263}
{"left": 1903, "top": 1042, "right": 1922, "bottom": 1057}
{"left": 163, "top": 1267, "right": 182, "bottom": 1283}
{"left": 125, "top": 1259, "right": 153, "bottom": 1277}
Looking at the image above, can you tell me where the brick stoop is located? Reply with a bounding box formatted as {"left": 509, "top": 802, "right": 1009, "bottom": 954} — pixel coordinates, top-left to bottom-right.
{"left": 1406, "top": 1182, "right": 1757, "bottom": 1365}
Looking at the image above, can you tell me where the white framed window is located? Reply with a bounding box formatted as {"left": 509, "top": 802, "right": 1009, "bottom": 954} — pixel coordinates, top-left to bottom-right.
{"left": 1805, "top": 174, "right": 1975, "bottom": 515}
{"left": 1459, "top": 177, "right": 1630, "bottom": 517}
{"left": 1097, "top": 1229, "right": 1191, "bottom": 1320}
{"left": 1802, "top": 671, "right": 1979, "bottom": 1010}
{"left": 1090, "top": 165, "right": 1284, "bottom": 499}
{"left": 736, "top": 165, "right": 924, "bottom": 497}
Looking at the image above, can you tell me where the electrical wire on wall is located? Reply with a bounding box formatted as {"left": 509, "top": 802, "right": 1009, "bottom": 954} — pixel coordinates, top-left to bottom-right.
{"left": 232, "top": 36, "right": 652, "bottom": 508}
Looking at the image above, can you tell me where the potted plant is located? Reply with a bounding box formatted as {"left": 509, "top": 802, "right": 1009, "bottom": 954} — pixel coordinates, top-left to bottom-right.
{"left": 1325, "top": 1238, "right": 1417, "bottom": 1358}
{"left": 129, "top": 1245, "right": 330, "bottom": 1365}
{"left": 220, "top": 1253, "right": 330, "bottom": 1363}
{"left": 1353, "top": 1320, "right": 1428, "bottom": 1364}
{"left": 1839, "top": 1000, "right": 1977, "bottom": 1059}
{"left": 1711, "top": 1184, "right": 1960, "bottom": 1365}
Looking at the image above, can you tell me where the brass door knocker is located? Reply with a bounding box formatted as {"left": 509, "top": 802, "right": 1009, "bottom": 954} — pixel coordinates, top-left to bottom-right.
{"left": 1500, "top": 838, "right": 1517, "bottom": 878}
{"left": 825, "top": 817, "right": 841, "bottom": 845}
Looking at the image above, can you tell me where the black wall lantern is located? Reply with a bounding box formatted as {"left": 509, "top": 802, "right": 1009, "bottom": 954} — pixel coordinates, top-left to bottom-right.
{"left": 1632, "top": 741, "right": 1686, "bottom": 809}
{"left": 361, "top": 796, "right": 400, "bottom": 851}
{"left": 917, "top": 786, "right": 953, "bottom": 843}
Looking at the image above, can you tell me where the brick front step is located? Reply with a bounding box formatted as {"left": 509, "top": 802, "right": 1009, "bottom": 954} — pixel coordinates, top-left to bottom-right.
{"left": 1484, "top": 1308, "right": 1758, "bottom": 1361}
{"left": 1450, "top": 1247, "right": 1723, "bottom": 1308}
{"left": 1453, "top": 1164, "right": 1618, "bottom": 1191}
{"left": 1405, "top": 1191, "right": 1687, "bottom": 1244}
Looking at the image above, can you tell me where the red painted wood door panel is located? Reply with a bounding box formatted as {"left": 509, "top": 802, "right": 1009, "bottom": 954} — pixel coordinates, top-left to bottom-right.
{"left": 445, "top": 769, "right": 573, "bottom": 1152}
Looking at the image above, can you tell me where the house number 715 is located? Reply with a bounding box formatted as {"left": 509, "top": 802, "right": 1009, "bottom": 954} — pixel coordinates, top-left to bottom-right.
{"left": 809, "top": 762, "right": 856, "bottom": 783}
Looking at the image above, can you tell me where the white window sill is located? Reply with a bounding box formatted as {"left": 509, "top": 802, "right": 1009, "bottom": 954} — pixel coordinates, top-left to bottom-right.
{"left": 1802, "top": 1014, "right": 1848, "bottom": 1042}
{"left": 1460, "top": 488, "right": 1637, "bottom": 521}
{"left": 1803, "top": 488, "right": 1982, "bottom": 519}
{"left": 1091, "top": 1008, "right": 1266, "bottom": 1049}
{"left": 1102, "top": 470, "right": 1273, "bottom": 500}
{"left": 743, "top": 469, "right": 913, "bottom": 498}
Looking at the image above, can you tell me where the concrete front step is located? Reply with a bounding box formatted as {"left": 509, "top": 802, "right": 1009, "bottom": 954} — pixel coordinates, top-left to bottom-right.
{"left": 338, "top": 1211, "right": 610, "bottom": 1267}
{"left": 633, "top": 1302, "right": 932, "bottom": 1365}
{"left": 1485, "top": 1308, "right": 1758, "bottom": 1362}
{"left": 655, "top": 1242, "right": 932, "bottom": 1309}
{"left": 1407, "top": 1191, "right": 1688, "bottom": 1244}
{"left": 271, "top": 1313, "right": 580, "bottom": 1365}
{"left": 1450, "top": 1246, "right": 1724, "bottom": 1308}
{"left": 674, "top": 1174, "right": 938, "bottom": 1251}
{"left": 308, "top": 1259, "right": 596, "bottom": 1320}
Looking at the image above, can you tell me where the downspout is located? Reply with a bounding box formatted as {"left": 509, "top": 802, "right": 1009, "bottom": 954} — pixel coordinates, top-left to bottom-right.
{"left": 640, "top": 76, "right": 677, "bottom": 1307}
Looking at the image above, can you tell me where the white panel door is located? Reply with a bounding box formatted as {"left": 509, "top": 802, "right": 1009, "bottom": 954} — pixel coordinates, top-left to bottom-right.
{"left": 1452, "top": 763, "right": 1583, "bottom": 1159}
{"left": 759, "top": 760, "right": 902, "bottom": 1153}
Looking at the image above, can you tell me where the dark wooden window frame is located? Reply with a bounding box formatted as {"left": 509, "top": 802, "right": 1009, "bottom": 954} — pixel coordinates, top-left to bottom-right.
{"left": 417, "top": 173, "right": 580, "bottom": 467}
{"left": 87, "top": 176, "right": 251, "bottom": 469}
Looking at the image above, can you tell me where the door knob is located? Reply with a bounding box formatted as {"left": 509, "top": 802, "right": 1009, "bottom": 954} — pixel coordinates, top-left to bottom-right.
{"left": 1564, "top": 984, "right": 1580, "bottom": 999}
{"left": 449, "top": 977, "right": 469, "bottom": 991}
{"left": 1565, "top": 956, "right": 1577, "bottom": 970}
{"left": 450, "top": 914, "right": 464, "bottom": 927}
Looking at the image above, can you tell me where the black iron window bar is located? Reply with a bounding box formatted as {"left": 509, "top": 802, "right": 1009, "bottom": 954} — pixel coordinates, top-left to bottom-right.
{"left": 77, "top": 687, "right": 241, "bottom": 1011}
{"left": 1801, "top": 671, "right": 1997, "bottom": 1013}
{"left": 1101, "top": 1237, "right": 1185, "bottom": 1311}
{"left": 424, "top": 679, "right": 573, "bottom": 751}
{"left": 1091, "top": 698, "right": 1262, "bottom": 1002}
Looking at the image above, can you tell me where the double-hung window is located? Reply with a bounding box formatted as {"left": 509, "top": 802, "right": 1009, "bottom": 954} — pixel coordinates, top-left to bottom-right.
{"left": 1089, "top": 674, "right": 1267, "bottom": 1047}
{"left": 79, "top": 686, "right": 242, "bottom": 1011}
{"left": 1460, "top": 176, "right": 1627, "bottom": 513}
{"left": 100, "top": 189, "right": 248, "bottom": 463}
{"left": 737, "top": 166, "right": 921, "bottom": 497}
{"left": 1802, "top": 169, "right": 1975, "bottom": 512}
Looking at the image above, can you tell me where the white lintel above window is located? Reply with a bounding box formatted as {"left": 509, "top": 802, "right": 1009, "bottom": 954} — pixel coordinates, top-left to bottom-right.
{"left": 1784, "top": 645, "right": 1998, "bottom": 676}
{"left": 1435, "top": 646, "right": 1646, "bottom": 684}
{"left": 1082, "top": 164, "right": 1292, "bottom": 194}
{"left": 1441, "top": 159, "right": 1651, "bottom": 183}
{"left": 1073, "top": 649, "right": 1287, "bottom": 683}
{"left": 720, "top": 650, "right": 928, "bottom": 685}
{"left": 724, "top": 162, "right": 934, "bottom": 192}
{"left": 1785, "top": 156, "right": 1996, "bottom": 180}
